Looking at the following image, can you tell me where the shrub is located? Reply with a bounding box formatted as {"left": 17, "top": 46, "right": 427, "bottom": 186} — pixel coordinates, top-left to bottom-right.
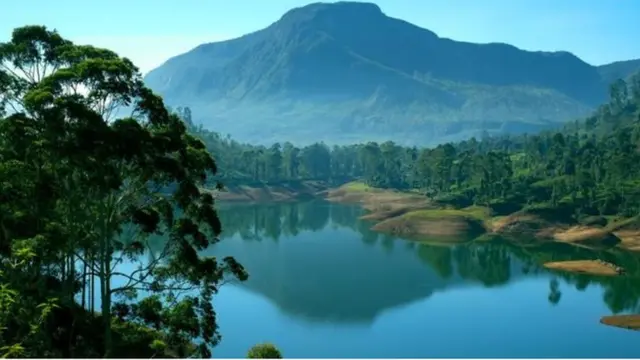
{"left": 247, "top": 343, "right": 282, "bottom": 359}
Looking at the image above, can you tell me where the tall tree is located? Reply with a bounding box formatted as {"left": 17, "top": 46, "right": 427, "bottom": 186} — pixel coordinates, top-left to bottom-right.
{"left": 0, "top": 25, "right": 246, "bottom": 357}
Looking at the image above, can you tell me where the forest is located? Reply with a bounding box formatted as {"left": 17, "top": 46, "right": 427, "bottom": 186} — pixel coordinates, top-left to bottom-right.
{"left": 191, "top": 75, "right": 640, "bottom": 220}
{"left": 1, "top": 23, "right": 639, "bottom": 358}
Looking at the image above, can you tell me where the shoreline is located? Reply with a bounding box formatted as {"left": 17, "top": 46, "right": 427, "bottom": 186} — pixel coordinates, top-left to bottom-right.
{"left": 324, "top": 182, "right": 640, "bottom": 252}
{"left": 209, "top": 180, "right": 640, "bottom": 252}
{"left": 209, "top": 180, "right": 333, "bottom": 203}
{"left": 215, "top": 180, "right": 639, "bottom": 329}
{"left": 215, "top": 180, "right": 640, "bottom": 332}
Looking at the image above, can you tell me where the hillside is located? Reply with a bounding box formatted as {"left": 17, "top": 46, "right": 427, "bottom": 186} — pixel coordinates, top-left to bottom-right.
{"left": 598, "top": 59, "right": 640, "bottom": 84}
{"left": 145, "top": 1, "right": 620, "bottom": 146}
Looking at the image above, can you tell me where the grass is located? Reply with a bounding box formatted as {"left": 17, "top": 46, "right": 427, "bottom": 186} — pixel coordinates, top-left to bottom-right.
{"left": 341, "top": 181, "right": 374, "bottom": 192}
{"left": 405, "top": 206, "right": 491, "bottom": 221}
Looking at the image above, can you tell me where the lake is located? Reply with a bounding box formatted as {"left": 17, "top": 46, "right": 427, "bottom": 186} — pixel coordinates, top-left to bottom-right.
{"left": 120, "top": 200, "right": 640, "bottom": 358}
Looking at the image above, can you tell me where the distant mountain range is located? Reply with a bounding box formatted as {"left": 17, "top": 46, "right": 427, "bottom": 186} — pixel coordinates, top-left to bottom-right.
{"left": 144, "top": 1, "right": 640, "bottom": 146}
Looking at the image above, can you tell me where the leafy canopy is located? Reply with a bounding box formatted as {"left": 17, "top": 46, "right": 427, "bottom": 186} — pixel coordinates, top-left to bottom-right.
{"left": 0, "top": 25, "right": 247, "bottom": 357}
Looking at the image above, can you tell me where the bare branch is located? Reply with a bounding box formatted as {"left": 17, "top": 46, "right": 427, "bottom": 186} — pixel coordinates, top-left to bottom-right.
{"left": 109, "top": 241, "right": 171, "bottom": 293}
{"left": 127, "top": 284, "right": 198, "bottom": 293}
{"left": 0, "top": 64, "right": 25, "bottom": 83}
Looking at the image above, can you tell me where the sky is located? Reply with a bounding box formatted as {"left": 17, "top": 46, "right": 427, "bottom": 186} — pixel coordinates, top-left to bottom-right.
{"left": 2, "top": 0, "right": 639, "bottom": 74}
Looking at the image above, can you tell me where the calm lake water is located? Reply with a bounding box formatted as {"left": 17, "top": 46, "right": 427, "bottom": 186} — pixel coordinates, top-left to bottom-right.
{"left": 113, "top": 200, "right": 640, "bottom": 358}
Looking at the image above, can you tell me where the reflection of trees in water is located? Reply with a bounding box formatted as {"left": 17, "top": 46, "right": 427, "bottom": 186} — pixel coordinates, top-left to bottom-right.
{"left": 283, "top": 204, "right": 300, "bottom": 237}
{"left": 419, "top": 241, "right": 640, "bottom": 314}
{"left": 360, "top": 226, "right": 379, "bottom": 247}
{"left": 575, "top": 276, "right": 590, "bottom": 292}
{"left": 416, "top": 245, "right": 453, "bottom": 279}
{"left": 300, "top": 201, "right": 331, "bottom": 231}
{"left": 602, "top": 277, "right": 640, "bottom": 314}
{"left": 329, "top": 203, "right": 364, "bottom": 229}
{"left": 217, "top": 202, "right": 640, "bottom": 315}
{"left": 502, "top": 242, "right": 640, "bottom": 314}
{"left": 219, "top": 202, "right": 517, "bottom": 291}
{"left": 218, "top": 201, "right": 335, "bottom": 242}
{"left": 548, "top": 278, "right": 562, "bottom": 306}
{"left": 381, "top": 234, "right": 395, "bottom": 254}
{"left": 263, "top": 205, "right": 282, "bottom": 241}
{"left": 453, "top": 245, "right": 512, "bottom": 286}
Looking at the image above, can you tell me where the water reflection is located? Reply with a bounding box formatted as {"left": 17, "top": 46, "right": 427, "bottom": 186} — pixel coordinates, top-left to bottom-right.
{"left": 209, "top": 200, "right": 640, "bottom": 324}
{"left": 213, "top": 202, "right": 461, "bottom": 324}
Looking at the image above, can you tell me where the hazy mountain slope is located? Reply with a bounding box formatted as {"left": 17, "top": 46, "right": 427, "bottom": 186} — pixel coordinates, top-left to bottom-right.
{"left": 598, "top": 59, "right": 640, "bottom": 84}
{"left": 145, "top": 1, "right": 609, "bottom": 146}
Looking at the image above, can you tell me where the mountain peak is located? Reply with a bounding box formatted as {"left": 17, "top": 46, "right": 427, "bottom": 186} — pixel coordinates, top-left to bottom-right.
{"left": 274, "top": 1, "right": 387, "bottom": 32}
{"left": 281, "top": 1, "right": 383, "bottom": 20}
{"left": 144, "top": 2, "right": 614, "bottom": 146}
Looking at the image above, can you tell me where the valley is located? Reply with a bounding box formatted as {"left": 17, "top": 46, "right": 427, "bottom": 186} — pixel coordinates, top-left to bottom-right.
{"left": 2, "top": 1, "right": 640, "bottom": 358}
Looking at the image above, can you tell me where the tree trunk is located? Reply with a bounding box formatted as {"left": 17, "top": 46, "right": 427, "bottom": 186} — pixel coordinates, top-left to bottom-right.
{"left": 100, "top": 226, "right": 114, "bottom": 357}
{"left": 90, "top": 257, "right": 95, "bottom": 314}
{"left": 81, "top": 251, "right": 87, "bottom": 309}
{"left": 101, "top": 286, "right": 112, "bottom": 357}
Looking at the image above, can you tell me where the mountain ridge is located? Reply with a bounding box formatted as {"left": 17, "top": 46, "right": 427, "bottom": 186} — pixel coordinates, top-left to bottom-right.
{"left": 144, "top": 1, "right": 638, "bottom": 146}
{"left": 598, "top": 59, "right": 640, "bottom": 84}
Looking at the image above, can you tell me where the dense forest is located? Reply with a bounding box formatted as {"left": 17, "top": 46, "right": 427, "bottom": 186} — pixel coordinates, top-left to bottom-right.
{"left": 191, "top": 74, "right": 640, "bottom": 219}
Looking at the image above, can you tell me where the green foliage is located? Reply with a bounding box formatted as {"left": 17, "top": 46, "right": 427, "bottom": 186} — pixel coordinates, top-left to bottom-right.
{"left": 189, "top": 73, "right": 640, "bottom": 224}
{"left": 0, "top": 19, "right": 637, "bottom": 358}
{"left": 342, "top": 181, "right": 373, "bottom": 192}
{"left": 247, "top": 343, "right": 283, "bottom": 359}
{"left": 0, "top": 246, "right": 59, "bottom": 358}
{"left": 0, "top": 25, "right": 249, "bottom": 357}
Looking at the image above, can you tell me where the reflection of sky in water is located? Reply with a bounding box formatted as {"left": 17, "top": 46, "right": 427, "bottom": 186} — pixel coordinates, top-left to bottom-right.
{"left": 87, "top": 201, "right": 640, "bottom": 358}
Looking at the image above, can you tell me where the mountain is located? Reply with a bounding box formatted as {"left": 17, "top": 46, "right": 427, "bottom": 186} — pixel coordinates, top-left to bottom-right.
{"left": 598, "top": 59, "right": 640, "bottom": 84}
{"left": 145, "top": 1, "right": 625, "bottom": 146}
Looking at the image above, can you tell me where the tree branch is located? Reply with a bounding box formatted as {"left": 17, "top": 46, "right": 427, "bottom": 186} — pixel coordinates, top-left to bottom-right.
{"left": 73, "top": 250, "right": 100, "bottom": 274}
{"left": 109, "top": 241, "right": 171, "bottom": 293}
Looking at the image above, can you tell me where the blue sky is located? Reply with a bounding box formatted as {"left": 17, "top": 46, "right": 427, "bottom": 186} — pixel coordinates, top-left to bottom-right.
{"left": 3, "top": 0, "right": 639, "bottom": 74}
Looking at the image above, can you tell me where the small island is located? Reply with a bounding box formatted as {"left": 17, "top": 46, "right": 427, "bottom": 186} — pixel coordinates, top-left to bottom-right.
{"left": 601, "top": 315, "right": 640, "bottom": 331}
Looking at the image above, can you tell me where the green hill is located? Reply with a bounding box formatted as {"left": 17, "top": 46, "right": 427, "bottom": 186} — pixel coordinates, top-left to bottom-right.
{"left": 145, "top": 1, "right": 632, "bottom": 146}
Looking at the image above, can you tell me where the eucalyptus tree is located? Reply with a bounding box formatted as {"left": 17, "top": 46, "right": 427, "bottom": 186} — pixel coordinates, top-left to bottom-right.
{"left": 0, "top": 25, "right": 246, "bottom": 357}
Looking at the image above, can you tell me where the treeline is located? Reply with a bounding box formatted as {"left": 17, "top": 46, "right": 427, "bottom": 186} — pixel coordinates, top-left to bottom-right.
{"left": 187, "top": 74, "right": 640, "bottom": 219}
{"left": 179, "top": 107, "right": 424, "bottom": 187}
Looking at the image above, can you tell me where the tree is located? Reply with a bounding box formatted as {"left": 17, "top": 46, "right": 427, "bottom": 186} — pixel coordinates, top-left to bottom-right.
{"left": 0, "top": 25, "right": 247, "bottom": 357}
{"left": 247, "top": 343, "right": 283, "bottom": 359}
{"left": 266, "top": 143, "right": 283, "bottom": 181}
{"left": 609, "top": 78, "right": 629, "bottom": 111}
{"left": 300, "top": 143, "right": 331, "bottom": 179}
